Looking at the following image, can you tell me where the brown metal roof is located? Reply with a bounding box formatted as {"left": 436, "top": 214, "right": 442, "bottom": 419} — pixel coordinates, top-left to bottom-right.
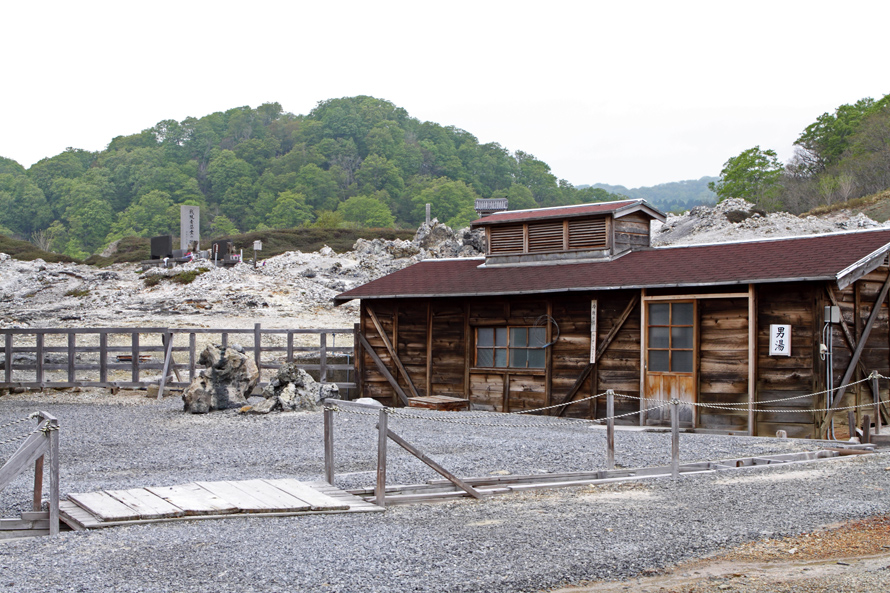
{"left": 470, "top": 199, "right": 662, "bottom": 226}
{"left": 334, "top": 229, "right": 890, "bottom": 303}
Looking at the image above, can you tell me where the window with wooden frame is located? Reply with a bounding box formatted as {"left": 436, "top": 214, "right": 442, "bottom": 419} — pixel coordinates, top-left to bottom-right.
{"left": 475, "top": 326, "right": 546, "bottom": 368}
{"left": 646, "top": 302, "right": 694, "bottom": 373}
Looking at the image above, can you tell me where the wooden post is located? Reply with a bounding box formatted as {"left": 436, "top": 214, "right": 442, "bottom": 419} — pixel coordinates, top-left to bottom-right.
{"left": 671, "top": 400, "right": 680, "bottom": 481}
{"left": 221, "top": 332, "right": 228, "bottom": 350}
{"left": 748, "top": 283, "right": 756, "bottom": 436}
{"left": 375, "top": 409, "right": 388, "bottom": 507}
{"left": 606, "top": 389, "right": 615, "bottom": 470}
{"left": 847, "top": 410, "right": 856, "bottom": 440}
{"left": 32, "top": 455, "right": 43, "bottom": 511}
{"left": 324, "top": 405, "right": 334, "bottom": 485}
{"left": 287, "top": 331, "right": 294, "bottom": 363}
{"left": 48, "top": 414, "right": 60, "bottom": 536}
{"left": 35, "top": 332, "right": 44, "bottom": 387}
{"left": 254, "top": 323, "right": 262, "bottom": 371}
{"left": 426, "top": 302, "right": 433, "bottom": 398}
{"left": 157, "top": 332, "right": 174, "bottom": 400}
{"left": 99, "top": 332, "right": 108, "bottom": 384}
{"left": 872, "top": 373, "right": 882, "bottom": 435}
{"left": 862, "top": 414, "right": 871, "bottom": 445}
{"left": 67, "top": 332, "right": 76, "bottom": 383}
{"left": 354, "top": 323, "right": 363, "bottom": 398}
{"left": 189, "top": 333, "right": 197, "bottom": 382}
{"left": 4, "top": 333, "right": 11, "bottom": 382}
{"left": 320, "top": 332, "right": 328, "bottom": 383}
{"left": 131, "top": 332, "right": 140, "bottom": 383}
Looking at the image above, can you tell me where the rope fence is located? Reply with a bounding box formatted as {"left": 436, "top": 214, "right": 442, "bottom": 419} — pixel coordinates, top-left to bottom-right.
{"left": 324, "top": 371, "right": 888, "bottom": 497}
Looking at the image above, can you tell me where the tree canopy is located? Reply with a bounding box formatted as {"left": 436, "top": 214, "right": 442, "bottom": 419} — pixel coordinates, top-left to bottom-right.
{"left": 0, "top": 96, "right": 627, "bottom": 258}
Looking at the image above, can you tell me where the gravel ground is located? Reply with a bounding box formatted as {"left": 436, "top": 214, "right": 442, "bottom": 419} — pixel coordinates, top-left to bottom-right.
{"left": 1, "top": 390, "right": 889, "bottom": 593}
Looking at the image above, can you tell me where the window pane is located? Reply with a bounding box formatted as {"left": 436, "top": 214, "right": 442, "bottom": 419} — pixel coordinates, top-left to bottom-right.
{"left": 511, "top": 348, "right": 528, "bottom": 368}
{"left": 494, "top": 348, "right": 508, "bottom": 367}
{"left": 495, "top": 328, "right": 507, "bottom": 347}
{"left": 528, "top": 348, "right": 545, "bottom": 368}
{"left": 671, "top": 326, "right": 693, "bottom": 349}
{"left": 510, "top": 327, "right": 528, "bottom": 347}
{"left": 672, "top": 303, "right": 694, "bottom": 325}
{"left": 529, "top": 327, "right": 546, "bottom": 347}
{"left": 672, "top": 350, "right": 693, "bottom": 372}
{"left": 649, "top": 350, "right": 669, "bottom": 371}
{"left": 477, "top": 348, "right": 493, "bottom": 367}
{"left": 649, "top": 327, "right": 669, "bottom": 348}
{"left": 477, "top": 328, "right": 493, "bottom": 347}
{"left": 649, "top": 303, "right": 670, "bottom": 325}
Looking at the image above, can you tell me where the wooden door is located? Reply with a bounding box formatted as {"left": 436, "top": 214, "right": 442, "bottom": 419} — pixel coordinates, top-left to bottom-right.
{"left": 645, "top": 301, "right": 697, "bottom": 427}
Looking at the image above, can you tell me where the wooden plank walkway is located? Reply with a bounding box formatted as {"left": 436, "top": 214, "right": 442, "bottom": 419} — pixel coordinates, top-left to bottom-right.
{"left": 59, "top": 479, "right": 381, "bottom": 530}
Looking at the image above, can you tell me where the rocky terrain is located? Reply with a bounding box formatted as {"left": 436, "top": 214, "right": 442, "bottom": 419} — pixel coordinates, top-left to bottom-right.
{"left": 2, "top": 200, "right": 888, "bottom": 333}
{"left": 0, "top": 220, "right": 485, "bottom": 331}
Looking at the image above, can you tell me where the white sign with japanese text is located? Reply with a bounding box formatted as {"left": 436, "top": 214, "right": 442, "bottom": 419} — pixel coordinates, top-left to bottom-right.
{"left": 769, "top": 324, "right": 791, "bottom": 356}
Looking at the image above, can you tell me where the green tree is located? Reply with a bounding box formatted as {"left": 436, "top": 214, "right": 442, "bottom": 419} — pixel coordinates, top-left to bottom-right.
{"left": 106, "top": 190, "right": 177, "bottom": 241}
{"left": 412, "top": 178, "right": 479, "bottom": 228}
{"left": 355, "top": 154, "right": 404, "bottom": 198}
{"left": 266, "top": 191, "right": 314, "bottom": 228}
{"left": 210, "top": 214, "right": 238, "bottom": 236}
{"left": 493, "top": 184, "right": 537, "bottom": 210}
{"left": 312, "top": 210, "right": 344, "bottom": 229}
{"left": 337, "top": 195, "right": 395, "bottom": 227}
{"left": 708, "top": 146, "right": 784, "bottom": 209}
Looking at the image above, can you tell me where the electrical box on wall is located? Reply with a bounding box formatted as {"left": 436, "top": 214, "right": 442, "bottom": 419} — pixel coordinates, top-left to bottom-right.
{"left": 824, "top": 305, "right": 841, "bottom": 324}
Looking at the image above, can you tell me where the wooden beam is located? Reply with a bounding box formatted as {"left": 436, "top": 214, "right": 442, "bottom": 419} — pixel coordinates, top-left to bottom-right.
{"left": 826, "top": 285, "right": 890, "bottom": 424}
{"left": 157, "top": 332, "right": 174, "bottom": 400}
{"left": 357, "top": 332, "right": 410, "bottom": 406}
{"left": 557, "top": 294, "right": 639, "bottom": 417}
{"left": 366, "top": 306, "right": 420, "bottom": 399}
{"left": 748, "top": 284, "right": 756, "bottom": 436}
{"left": 386, "top": 428, "right": 483, "bottom": 499}
{"left": 820, "top": 273, "right": 890, "bottom": 436}
{"left": 643, "top": 292, "right": 749, "bottom": 301}
{"left": 426, "top": 302, "right": 432, "bottom": 398}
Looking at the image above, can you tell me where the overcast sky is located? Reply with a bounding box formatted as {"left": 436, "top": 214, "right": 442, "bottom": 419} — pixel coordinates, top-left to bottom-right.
{"left": 2, "top": 1, "right": 887, "bottom": 188}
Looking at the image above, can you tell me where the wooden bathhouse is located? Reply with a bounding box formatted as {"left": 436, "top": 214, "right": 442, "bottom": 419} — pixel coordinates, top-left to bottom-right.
{"left": 334, "top": 200, "right": 890, "bottom": 438}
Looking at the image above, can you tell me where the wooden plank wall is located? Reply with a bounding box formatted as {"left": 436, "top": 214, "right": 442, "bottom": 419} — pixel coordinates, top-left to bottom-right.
{"left": 613, "top": 213, "right": 651, "bottom": 252}
{"left": 550, "top": 295, "right": 594, "bottom": 418}
{"left": 832, "top": 268, "right": 890, "bottom": 431}
{"left": 755, "top": 283, "right": 820, "bottom": 438}
{"left": 698, "top": 298, "right": 749, "bottom": 430}
{"left": 593, "top": 292, "right": 642, "bottom": 423}
{"left": 428, "top": 302, "right": 467, "bottom": 397}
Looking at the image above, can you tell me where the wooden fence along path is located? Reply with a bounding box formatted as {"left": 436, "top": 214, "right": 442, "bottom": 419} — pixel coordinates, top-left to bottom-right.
{"left": 0, "top": 324, "right": 358, "bottom": 397}
{"left": 59, "top": 479, "right": 381, "bottom": 530}
{"left": 0, "top": 411, "right": 60, "bottom": 539}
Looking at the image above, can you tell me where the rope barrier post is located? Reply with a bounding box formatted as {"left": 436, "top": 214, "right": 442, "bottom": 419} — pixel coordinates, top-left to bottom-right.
{"left": 323, "top": 404, "right": 334, "bottom": 485}
{"left": 871, "top": 372, "right": 881, "bottom": 435}
{"left": 606, "top": 389, "right": 615, "bottom": 470}
{"left": 670, "top": 399, "right": 680, "bottom": 481}
{"left": 375, "top": 408, "right": 388, "bottom": 508}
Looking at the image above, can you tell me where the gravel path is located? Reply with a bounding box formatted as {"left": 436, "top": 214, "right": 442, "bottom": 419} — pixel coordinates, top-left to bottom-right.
{"left": 1, "top": 390, "right": 889, "bottom": 593}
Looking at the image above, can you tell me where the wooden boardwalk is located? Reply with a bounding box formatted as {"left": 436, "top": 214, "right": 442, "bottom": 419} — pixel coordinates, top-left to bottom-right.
{"left": 59, "top": 479, "right": 381, "bottom": 530}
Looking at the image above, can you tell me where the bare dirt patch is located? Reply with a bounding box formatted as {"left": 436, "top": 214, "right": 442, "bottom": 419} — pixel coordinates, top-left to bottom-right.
{"left": 550, "top": 515, "right": 890, "bottom": 592}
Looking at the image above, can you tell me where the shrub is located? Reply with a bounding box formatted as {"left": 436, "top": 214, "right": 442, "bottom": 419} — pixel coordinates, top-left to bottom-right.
{"left": 171, "top": 269, "right": 207, "bottom": 285}
{"left": 64, "top": 288, "right": 90, "bottom": 298}
{"left": 143, "top": 275, "right": 162, "bottom": 287}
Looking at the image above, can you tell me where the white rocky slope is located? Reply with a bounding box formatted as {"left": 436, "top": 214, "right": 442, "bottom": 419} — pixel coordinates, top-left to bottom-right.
{"left": 1, "top": 202, "right": 887, "bottom": 330}
{"left": 652, "top": 197, "right": 888, "bottom": 246}
{"left": 0, "top": 221, "right": 484, "bottom": 330}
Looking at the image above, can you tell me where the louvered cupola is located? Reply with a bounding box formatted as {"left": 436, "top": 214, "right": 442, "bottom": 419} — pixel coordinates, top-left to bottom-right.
{"left": 471, "top": 199, "right": 666, "bottom": 266}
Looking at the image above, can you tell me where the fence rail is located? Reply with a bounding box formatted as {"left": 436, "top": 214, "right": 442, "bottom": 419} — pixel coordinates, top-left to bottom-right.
{"left": 0, "top": 324, "right": 357, "bottom": 394}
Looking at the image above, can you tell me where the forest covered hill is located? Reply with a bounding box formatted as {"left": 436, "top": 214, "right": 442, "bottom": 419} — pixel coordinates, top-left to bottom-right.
{"left": 0, "top": 97, "right": 624, "bottom": 259}
{"left": 584, "top": 177, "right": 717, "bottom": 212}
